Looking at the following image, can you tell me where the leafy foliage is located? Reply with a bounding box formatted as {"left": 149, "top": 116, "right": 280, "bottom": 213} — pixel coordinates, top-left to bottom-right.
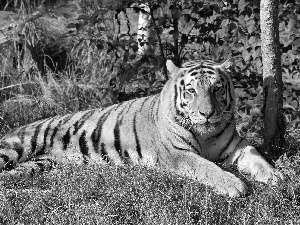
{"left": 70, "top": 0, "right": 300, "bottom": 130}
{"left": 1, "top": 0, "right": 300, "bottom": 130}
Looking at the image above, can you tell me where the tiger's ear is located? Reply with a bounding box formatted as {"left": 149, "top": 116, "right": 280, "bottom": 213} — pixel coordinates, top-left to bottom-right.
{"left": 219, "top": 58, "right": 235, "bottom": 72}
{"left": 166, "top": 60, "right": 179, "bottom": 77}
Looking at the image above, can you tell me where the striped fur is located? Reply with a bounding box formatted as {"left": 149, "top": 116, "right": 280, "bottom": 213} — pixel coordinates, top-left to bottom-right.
{"left": 0, "top": 58, "right": 283, "bottom": 197}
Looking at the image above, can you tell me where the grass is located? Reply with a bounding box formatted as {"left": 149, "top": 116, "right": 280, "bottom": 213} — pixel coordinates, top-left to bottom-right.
{"left": 0, "top": 157, "right": 299, "bottom": 225}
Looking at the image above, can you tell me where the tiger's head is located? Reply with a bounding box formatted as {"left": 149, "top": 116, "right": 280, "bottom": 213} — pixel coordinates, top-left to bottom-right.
{"left": 165, "top": 59, "right": 236, "bottom": 133}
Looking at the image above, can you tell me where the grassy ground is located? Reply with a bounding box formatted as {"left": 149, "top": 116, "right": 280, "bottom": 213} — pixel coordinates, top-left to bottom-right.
{"left": 0, "top": 156, "right": 299, "bottom": 225}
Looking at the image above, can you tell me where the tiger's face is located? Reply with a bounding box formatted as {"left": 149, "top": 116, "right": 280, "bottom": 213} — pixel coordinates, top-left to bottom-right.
{"left": 166, "top": 59, "right": 235, "bottom": 130}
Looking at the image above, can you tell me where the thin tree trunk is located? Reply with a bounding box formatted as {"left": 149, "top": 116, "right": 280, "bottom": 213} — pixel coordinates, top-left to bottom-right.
{"left": 137, "top": 3, "right": 150, "bottom": 55}
{"left": 260, "top": 0, "right": 285, "bottom": 156}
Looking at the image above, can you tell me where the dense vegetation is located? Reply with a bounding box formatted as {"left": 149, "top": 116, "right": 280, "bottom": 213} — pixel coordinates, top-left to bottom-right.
{"left": 0, "top": 0, "right": 300, "bottom": 224}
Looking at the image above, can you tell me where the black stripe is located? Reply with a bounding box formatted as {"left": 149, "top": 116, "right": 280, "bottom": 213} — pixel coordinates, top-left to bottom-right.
{"left": 112, "top": 101, "right": 135, "bottom": 158}
{"left": 150, "top": 95, "right": 160, "bottom": 122}
{"left": 49, "top": 121, "right": 61, "bottom": 148}
{"left": 39, "top": 117, "right": 56, "bottom": 155}
{"left": 79, "top": 130, "right": 89, "bottom": 162}
{"left": 147, "top": 97, "right": 156, "bottom": 123}
{"left": 0, "top": 153, "right": 13, "bottom": 170}
{"left": 62, "top": 128, "right": 71, "bottom": 150}
{"left": 113, "top": 121, "right": 122, "bottom": 157}
{"left": 130, "top": 98, "right": 150, "bottom": 159}
{"left": 133, "top": 113, "right": 142, "bottom": 158}
{"left": 169, "top": 141, "right": 191, "bottom": 152}
{"left": 30, "top": 122, "right": 44, "bottom": 154}
{"left": 188, "top": 67, "right": 201, "bottom": 72}
{"left": 149, "top": 96, "right": 157, "bottom": 112}
{"left": 218, "top": 132, "right": 236, "bottom": 158}
{"left": 139, "top": 97, "right": 149, "bottom": 111}
{"left": 100, "top": 143, "right": 109, "bottom": 163}
{"left": 236, "top": 138, "right": 244, "bottom": 148}
{"left": 0, "top": 153, "right": 10, "bottom": 164}
{"left": 178, "top": 132, "right": 199, "bottom": 152}
{"left": 61, "top": 114, "right": 75, "bottom": 125}
{"left": 201, "top": 65, "right": 210, "bottom": 69}
{"left": 13, "top": 143, "right": 24, "bottom": 160}
{"left": 124, "top": 150, "right": 129, "bottom": 158}
{"left": 155, "top": 98, "right": 161, "bottom": 120}
{"left": 73, "top": 110, "right": 95, "bottom": 135}
{"left": 91, "top": 108, "right": 115, "bottom": 154}
{"left": 0, "top": 141, "right": 24, "bottom": 161}
{"left": 205, "top": 70, "right": 215, "bottom": 75}
{"left": 174, "top": 84, "right": 178, "bottom": 109}
{"left": 123, "top": 99, "right": 137, "bottom": 114}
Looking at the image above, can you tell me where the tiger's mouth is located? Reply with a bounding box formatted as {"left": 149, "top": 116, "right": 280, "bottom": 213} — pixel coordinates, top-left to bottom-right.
{"left": 189, "top": 112, "right": 233, "bottom": 126}
{"left": 190, "top": 115, "right": 223, "bottom": 125}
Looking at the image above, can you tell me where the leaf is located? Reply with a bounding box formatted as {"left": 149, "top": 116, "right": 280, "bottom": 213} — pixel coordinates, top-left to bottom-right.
{"left": 242, "top": 49, "right": 251, "bottom": 62}
{"left": 238, "top": 0, "right": 249, "bottom": 12}
{"left": 191, "top": 5, "right": 200, "bottom": 14}
{"left": 183, "top": 14, "right": 191, "bottom": 23}
{"left": 180, "top": 34, "right": 188, "bottom": 45}
{"left": 67, "top": 23, "right": 77, "bottom": 28}
{"left": 248, "top": 36, "right": 256, "bottom": 44}
{"left": 77, "top": 15, "right": 88, "bottom": 20}
{"left": 235, "top": 43, "right": 244, "bottom": 48}
{"left": 130, "top": 44, "right": 139, "bottom": 52}
{"left": 293, "top": 38, "right": 300, "bottom": 48}
{"left": 210, "top": 4, "right": 220, "bottom": 13}
{"left": 247, "top": 25, "right": 255, "bottom": 34}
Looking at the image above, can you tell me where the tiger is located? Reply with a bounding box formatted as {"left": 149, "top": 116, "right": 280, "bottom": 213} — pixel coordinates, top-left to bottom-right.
{"left": 0, "top": 58, "right": 283, "bottom": 197}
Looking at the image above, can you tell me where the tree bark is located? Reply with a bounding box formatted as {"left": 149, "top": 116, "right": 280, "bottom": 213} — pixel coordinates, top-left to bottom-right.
{"left": 260, "top": 0, "right": 285, "bottom": 156}
{"left": 137, "top": 3, "right": 150, "bottom": 55}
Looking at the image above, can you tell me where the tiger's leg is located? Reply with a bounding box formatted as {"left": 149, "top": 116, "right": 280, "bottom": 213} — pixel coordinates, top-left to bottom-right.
{"left": 165, "top": 151, "right": 248, "bottom": 197}
{"left": 0, "top": 155, "right": 56, "bottom": 179}
{"left": 224, "top": 139, "right": 284, "bottom": 186}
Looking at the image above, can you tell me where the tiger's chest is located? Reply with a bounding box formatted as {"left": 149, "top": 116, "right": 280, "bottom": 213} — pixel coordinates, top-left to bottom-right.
{"left": 193, "top": 121, "right": 237, "bottom": 162}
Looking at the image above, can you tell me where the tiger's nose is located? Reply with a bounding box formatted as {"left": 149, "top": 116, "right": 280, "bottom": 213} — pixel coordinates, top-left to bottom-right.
{"left": 199, "top": 110, "right": 216, "bottom": 119}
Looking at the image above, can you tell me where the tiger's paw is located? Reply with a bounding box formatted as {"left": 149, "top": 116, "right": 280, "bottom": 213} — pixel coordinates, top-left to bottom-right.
{"left": 253, "top": 165, "right": 285, "bottom": 186}
{"left": 210, "top": 172, "right": 248, "bottom": 198}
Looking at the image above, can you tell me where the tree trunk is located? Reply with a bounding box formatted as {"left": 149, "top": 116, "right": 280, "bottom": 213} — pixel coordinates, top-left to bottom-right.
{"left": 137, "top": 3, "right": 150, "bottom": 55}
{"left": 260, "top": 0, "right": 285, "bottom": 156}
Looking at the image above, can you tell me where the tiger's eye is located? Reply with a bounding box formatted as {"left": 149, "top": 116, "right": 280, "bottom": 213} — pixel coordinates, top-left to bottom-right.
{"left": 187, "top": 88, "right": 196, "bottom": 94}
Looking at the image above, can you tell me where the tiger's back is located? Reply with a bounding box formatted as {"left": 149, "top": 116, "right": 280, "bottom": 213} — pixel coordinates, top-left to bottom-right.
{"left": 0, "top": 94, "right": 162, "bottom": 168}
{"left": 0, "top": 58, "right": 284, "bottom": 197}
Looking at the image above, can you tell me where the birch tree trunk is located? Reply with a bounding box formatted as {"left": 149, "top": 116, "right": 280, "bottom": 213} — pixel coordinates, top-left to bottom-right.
{"left": 260, "top": 0, "right": 285, "bottom": 156}
{"left": 137, "top": 3, "right": 150, "bottom": 55}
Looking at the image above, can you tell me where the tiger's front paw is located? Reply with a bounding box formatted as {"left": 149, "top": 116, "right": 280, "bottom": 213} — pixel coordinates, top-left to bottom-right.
{"left": 253, "top": 164, "right": 284, "bottom": 186}
{"left": 211, "top": 172, "right": 248, "bottom": 198}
